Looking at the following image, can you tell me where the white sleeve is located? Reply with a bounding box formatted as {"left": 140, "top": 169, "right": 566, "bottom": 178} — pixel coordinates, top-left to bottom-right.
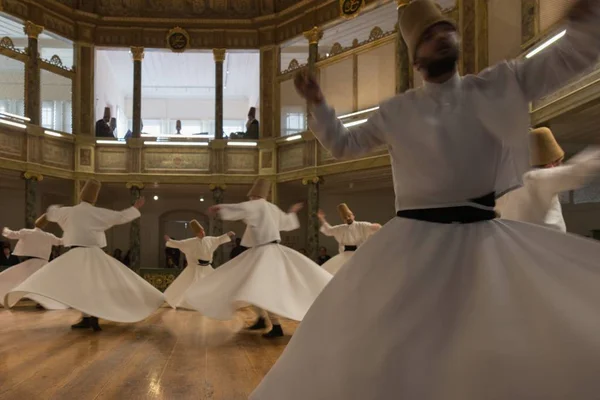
{"left": 47, "top": 233, "right": 63, "bottom": 246}
{"left": 166, "top": 238, "right": 194, "bottom": 250}
{"left": 310, "top": 102, "right": 388, "bottom": 159}
{"left": 93, "top": 206, "right": 141, "bottom": 229}
{"left": 320, "top": 222, "right": 344, "bottom": 237}
{"left": 512, "top": 3, "right": 600, "bottom": 102}
{"left": 218, "top": 202, "right": 254, "bottom": 222}
{"left": 2, "top": 228, "right": 23, "bottom": 240}
{"left": 279, "top": 210, "right": 300, "bottom": 232}
{"left": 46, "top": 205, "right": 68, "bottom": 225}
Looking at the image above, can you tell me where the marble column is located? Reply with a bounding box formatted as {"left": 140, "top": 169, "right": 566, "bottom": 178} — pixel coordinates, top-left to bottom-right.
{"left": 302, "top": 177, "right": 321, "bottom": 262}
{"left": 213, "top": 49, "right": 226, "bottom": 140}
{"left": 131, "top": 47, "right": 144, "bottom": 138}
{"left": 73, "top": 179, "right": 81, "bottom": 205}
{"left": 23, "top": 172, "right": 43, "bottom": 229}
{"left": 210, "top": 184, "right": 225, "bottom": 267}
{"left": 127, "top": 183, "right": 143, "bottom": 272}
{"left": 24, "top": 22, "right": 43, "bottom": 125}
{"left": 270, "top": 180, "right": 279, "bottom": 206}
{"left": 73, "top": 43, "right": 95, "bottom": 136}
{"left": 396, "top": 1, "right": 411, "bottom": 94}
{"left": 260, "top": 46, "right": 277, "bottom": 138}
{"left": 303, "top": 27, "right": 323, "bottom": 120}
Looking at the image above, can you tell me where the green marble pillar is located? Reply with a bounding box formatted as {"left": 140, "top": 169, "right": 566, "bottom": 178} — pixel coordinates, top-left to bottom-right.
{"left": 131, "top": 47, "right": 144, "bottom": 138}
{"left": 213, "top": 49, "right": 226, "bottom": 140}
{"left": 210, "top": 185, "right": 225, "bottom": 267}
{"left": 24, "top": 172, "right": 42, "bottom": 229}
{"left": 24, "top": 22, "right": 43, "bottom": 125}
{"left": 396, "top": 1, "right": 411, "bottom": 94}
{"left": 303, "top": 177, "right": 321, "bottom": 262}
{"left": 73, "top": 44, "right": 95, "bottom": 136}
{"left": 128, "top": 183, "right": 143, "bottom": 271}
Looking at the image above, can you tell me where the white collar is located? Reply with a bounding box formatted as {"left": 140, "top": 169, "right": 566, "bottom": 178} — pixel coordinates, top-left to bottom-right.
{"left": 423, "top": 72, "right": 461, "bottom": 94}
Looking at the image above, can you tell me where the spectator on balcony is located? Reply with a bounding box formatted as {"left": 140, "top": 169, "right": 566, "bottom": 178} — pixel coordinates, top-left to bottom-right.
{"left": 245, "top": 107, "right": 259, "bottom": 139}
{"left": 95, "top": 107, "right": 114, "bottom": 138}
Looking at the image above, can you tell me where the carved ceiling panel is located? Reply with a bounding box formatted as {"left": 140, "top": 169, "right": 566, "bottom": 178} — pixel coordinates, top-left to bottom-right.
{"left": 89, "top": 0, "right": 262, "bottom": 18}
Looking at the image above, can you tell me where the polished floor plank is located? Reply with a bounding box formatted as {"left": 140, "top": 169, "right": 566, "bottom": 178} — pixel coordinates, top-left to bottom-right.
{"left": 0, "top": 307, "right": 296, "bottom": 400}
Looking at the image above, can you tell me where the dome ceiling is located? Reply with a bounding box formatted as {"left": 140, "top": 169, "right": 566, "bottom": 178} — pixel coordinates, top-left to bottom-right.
{"left": 51, "top": 0, "right": 303, "bottom": 18}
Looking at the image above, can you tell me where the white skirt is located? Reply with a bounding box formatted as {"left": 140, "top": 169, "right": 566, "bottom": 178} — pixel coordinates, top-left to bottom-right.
{"left": 4, "top": 247, "right": 165, "bottom": 323}
{"left": 164, "top": 263, "right": 214, "bottom": 310}
{"left": 0, "top": 258, "right": 68, "bottom": 310}
{"left": 185, "top": 243, "right": 332, "bottom": 321}
{"left": 322, "top": 251, "right": 354, "bottom": 275}
{"left": 252, "top": 218, "right": 600, "bottom": 400}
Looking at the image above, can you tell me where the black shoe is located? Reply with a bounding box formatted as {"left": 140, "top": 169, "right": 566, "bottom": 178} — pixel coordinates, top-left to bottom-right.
{"left": 262, "top": 324, "right": 284, "bottom": 338}
{"left": 90, "top": 317, "right": 102, "bottom": 332}
{"left": 35, "top": 304, "right": 44, "bottom": 310}
{"left": 71, "top": 317, "right": 91, "bottom": 329}
{"left": 247, "top": 317, "right": 267, "bottom": 330}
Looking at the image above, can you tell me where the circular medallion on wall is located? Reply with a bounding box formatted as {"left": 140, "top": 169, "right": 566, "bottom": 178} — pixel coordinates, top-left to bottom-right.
{"left": 166, "top": 27, "right": 190, "bottom": 53}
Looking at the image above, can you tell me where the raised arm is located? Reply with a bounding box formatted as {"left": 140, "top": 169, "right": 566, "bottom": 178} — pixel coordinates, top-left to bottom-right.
{"left": 2, "top": 227, "right": 23, "bottom": 240}
{"left": 295, "top": 72, "right": 387, "bottom": 159}
{"left": 165, "top": 236, "right": 193, "bottom": 250}
{"left": 93, "top": 206, "right": 141, "bottom": 229}
{"left": 279, "top": 203, "right": 302, "bottom": 232}
{"left": 47, "top": 232, "right": 63, "bottom": 246}
{"left": 513, "top": 0, "right": 600, "bottom": 102}
{"left": 215, "top": 202, "right": 253, "bottom": 222}
{"left": 47, "top": 205, "right": 68, "bottom": 226}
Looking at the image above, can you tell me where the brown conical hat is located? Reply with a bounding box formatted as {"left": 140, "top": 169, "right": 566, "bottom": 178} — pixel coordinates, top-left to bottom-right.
{"left": 337, "top": 203, "right": 353, "bottom": 220}
{"left": 529, "top": 127, "right": 564, "bottom": 167}
{"left": 189, "top": 220, "right": 204, "bottom": 235}
{"left": 35, "top": 214, "right": 49, "bottom": 229}
{"left": 79, "top": 179, "right": 101, "bottom": 204}
{"left": 400, "top": 0, "right": 456, "bottom": 61}
{"left": 103, "top": 107, "right": 111, "bottom": 120}
{"left": 247, "top": 178, "right": 271, "bottom": 199}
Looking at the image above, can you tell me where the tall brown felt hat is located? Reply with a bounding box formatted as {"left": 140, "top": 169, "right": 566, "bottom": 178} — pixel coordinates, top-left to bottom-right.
{"left": 400, "top": 0, "right": 456, "bottom": 60}
{"left": 529, "top": 127, "right": 564, "bottom": 167}
{"left": 247, "top": 178, "right": 271, "bottom": 199}
{"left": 35, "top": 214, "right": 49, "bottom": 229}
{"left": 80, "top": 179, "right": 101, "bottom": 204}
{"left": 337, "top": 203, "right": 353, "bottom": 220}
{"left": 189, "top": 220, "right": 203, "bottom": 235}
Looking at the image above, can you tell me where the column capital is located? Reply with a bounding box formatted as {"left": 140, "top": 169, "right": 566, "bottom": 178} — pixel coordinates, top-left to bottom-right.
{"left": 396, "top": 0, "right": 410, "bottom": 9}
{"left": 23, "top": 171, "right": 43, "bottom": 181}
{"left": 209, "top": 183, "right": 227, "bottom": 191}
{"left": 213, "top": 48, "right": 226, "bottom": 62}
{"left": 130, "top": 46, "right": 145, "bottom": 61}
{"left": 303, "top": 26, "right": 324, "bottom": 45}
{"left": 24, "top": 22, "right": 44, "bottom": 39}
{"left": 126, "top": 182, "right": 145, "bottom": 190}
{"left": 301, "top": 176, "right": 323, "bottom": 185}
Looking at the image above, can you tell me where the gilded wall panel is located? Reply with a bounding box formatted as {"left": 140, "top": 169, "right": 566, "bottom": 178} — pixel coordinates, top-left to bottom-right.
{"left": 42, "top": 139, "right": 74, "bottom": 169}
{"left": 27, "top": 136, "right": 42, "bottom": 164}
{"left": 261, "top": 149, "right": 273, "bottom": 169}
{"left": 96, "top": 148, "right": 128, "bottom": 173}
{"left": 278, "top": 144, "right": 305, "bottom": 171}
{"left": 225, "top": 149, "right": 258, "bottom": 173}
{"left": 0, "top": 130, "right": 25, "bottom": 160}
{"left": 76, "top": 146, "right": 95, "bottom": 173}
{"left": 93, "top": 0, "right": 262, "bottom": 18}
{"left": 143, "top": 149, "right": 210, "bottom": 172}
{"left": 43, "top": 13, "right": 76, "bottom": 40}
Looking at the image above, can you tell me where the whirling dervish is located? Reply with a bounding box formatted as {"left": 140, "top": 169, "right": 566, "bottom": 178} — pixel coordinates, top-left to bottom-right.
{"left": 496, "top": 127, "right": 600, "bottom": 232}
{"left": 185, "top": 178, "right": 332, "bottom": 338}
{"left": 318, "top": 203, "right": 381, "bottom": 275}
{"left": 252, "top": 0, "right": 600, "bottom": 399}
{"left": 163, "top": 220, "right": 234, "bottom": 309}
{"left": 0, "top": 215, "right": 66, "bottom": 310}
{"left": 4, "top": 179, "right": 165, "bottom": 331}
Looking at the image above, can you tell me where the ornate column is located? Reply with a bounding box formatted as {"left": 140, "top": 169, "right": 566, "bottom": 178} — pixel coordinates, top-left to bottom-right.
{"left": 23, "top": 172, "right": 43, "bottom": 229}
{"left": 213, "top": 49, "right": 226, "bottom": 140}
{"left": 73, "top": 43, "right": 95, "bottom": 136}
{"left": 73, "top": 179, "right": 81, "bottom": 205}
{"left": 304, "top": 27, "right": 323, "bottom": 76}
{"left": 302, "top": 176, "right": 321, "bottom": 262}
{"left": 270, "top": 180, "right": 279, "bottom": 206}
{"left": 127, "top": 182, "right": 143, "bottom": 272}
{"left": 131, "top": 47, "right": 144, "bottom": 138}
{"left": 459, "top": 0, "right": 488, "bottom": 74}
{"left": 24, "top": 22, "right": 43, "bottom": 125}
{"left": 396, "top": 1, "right": 411, "bottom": 93}
{"left": 260, "top": 45, "right": 278, "bottom": 138}
{"left": 210, "top": 184, "right": 226, "bottom": 267}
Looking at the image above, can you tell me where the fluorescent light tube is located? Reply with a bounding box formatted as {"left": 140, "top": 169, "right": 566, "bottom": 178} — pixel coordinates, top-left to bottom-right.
{"left": 338, "top": 106, "right": 379, "bottom": 120}
{"left": 0, "top": 119, "right": 27, "bottom": 129}
{"left": 526, "top": 30, "right": 566, "bottom": 59}
{"left": 0, "top": 112, "right": 30, "bottom": 122}
{"left": 343, "top": 119, "right": 368, "bottom": 128}
{"left": 96, "top": 139, "right": 126, "bottom": 144}
{"left": 144, "top": 141, "right": 209, "bottom": 146}
{"left": 227, "top": 141, "right": 258, "bottom": 147}
{"left": 285, "top": 135, "right": 302, "bottom": 141}
{"left": 44, "top": 130, "right": 62, "bottom": 137}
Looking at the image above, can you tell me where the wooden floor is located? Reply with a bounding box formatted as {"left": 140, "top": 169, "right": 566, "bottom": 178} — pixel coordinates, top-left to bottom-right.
{"left": 0, "top": 304, "right": 296, "bottom": 400}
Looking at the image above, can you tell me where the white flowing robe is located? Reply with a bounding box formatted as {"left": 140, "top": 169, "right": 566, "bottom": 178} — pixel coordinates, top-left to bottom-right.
{"left": 0, "top": 227, "right": 65, "bottom": 309}
{"left": 252, "top": 4, "right": 600, "bottom": 400}
{"left": 4, "top": 203, "right": 165, "bottom": 322}
{"left": 184, "top": 199, "right": 332, "bottom": 321}
{"left": 497, "top": 147, "right": 600, "bottom": 232}
{"left": 163, "top": 234, "right": 231, "bottom": 309}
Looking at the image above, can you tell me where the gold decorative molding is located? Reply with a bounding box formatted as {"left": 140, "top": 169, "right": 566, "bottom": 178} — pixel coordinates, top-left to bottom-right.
{"left": 340, "top": 0, "right": 366, "bottom": 19}
{"left": 209, "top": 183, "right": 227, "bottom": 191}
{"left": 303, "top": 26, "right": 323, "bottom": 45}
{"left": 396, "top": 0, "right": 410, "bottom": 9}
{"left": 130, "top": 46, "right": 144, "bottom": 61}
{"left": 213, "top": 48, "right": 226, "bottom": 62}
{"left": 166, "top": 27, "right": 190, "bottom": 53}
{"left": 126, "top": 182, "right": 145, "bottom": 190}
{"left": 302, "top": 176, "right": 322, "bottom": 185}
{"left": 24, "top": 22, "right": 44, "bottom": 39}
{"left": 23, "top": 171, "right": 43, "bottom": 181}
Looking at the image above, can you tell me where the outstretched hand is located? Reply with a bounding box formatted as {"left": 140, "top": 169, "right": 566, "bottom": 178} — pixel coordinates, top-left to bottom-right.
{"left": 317, "top": 209, "right": 326, "bottom": 220}
{"left": 134, "top": 197, "right": 145, "bottom": 209}
{"left": 227, "top": 231, "right": 235, "bottom": 237}
{"left": 164, "top": 235, "right": 171, "bottom": 242}
{"left": 208, "top": 205, "right": 221, "bottom": 216}
{"left": 294, "top": 71, "right": 324, "bottom": 105}
{"left": 289, "top": 203, "right": 304, "bottom": 214}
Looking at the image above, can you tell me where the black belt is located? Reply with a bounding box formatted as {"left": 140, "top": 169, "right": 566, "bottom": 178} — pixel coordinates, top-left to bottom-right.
{"left": 197, "top": 259, "right": 210, "bottom": 266}
{"left": 344, "top": 246, "right": 358, "bottom": 252}
{"left": 20, "top": 256, "right": 45, "bottom": 261}
{"left": 396, "top": 192, "right": 496, "bottom": 224}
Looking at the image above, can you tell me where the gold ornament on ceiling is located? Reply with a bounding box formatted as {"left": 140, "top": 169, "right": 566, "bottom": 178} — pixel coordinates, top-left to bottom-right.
{"left": 340, "top": 0, "right": 365, "bottom": 19}
{"left": 167, "top": 27, "right": 190, "bottom": 53}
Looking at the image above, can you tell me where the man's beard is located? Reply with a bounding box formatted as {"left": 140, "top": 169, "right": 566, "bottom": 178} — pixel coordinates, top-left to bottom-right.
{"left": 425, "top": 53, "right": 458, "bottom": 78}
